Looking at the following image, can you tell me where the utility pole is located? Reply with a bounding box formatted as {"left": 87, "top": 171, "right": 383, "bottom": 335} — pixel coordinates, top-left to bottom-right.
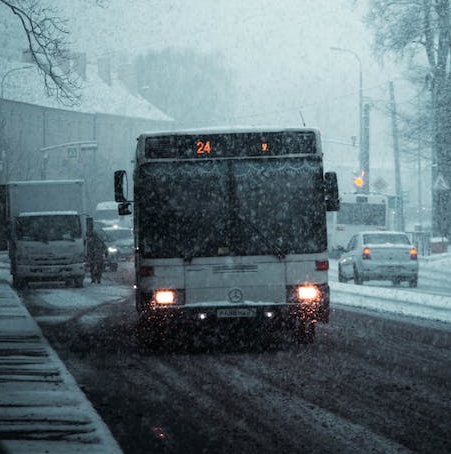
{"left": 362, "top": 103, "right": 370, "bottom": 193}
{"left": 389, "top": 81, "right": 405, "bottom": 231}
{"left": 329, "top": 47, "right": 364, "bottom": 189}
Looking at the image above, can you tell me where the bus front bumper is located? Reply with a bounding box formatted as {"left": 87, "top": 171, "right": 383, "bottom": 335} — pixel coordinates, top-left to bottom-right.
{"left": 137, "top": 299, "right": 330, "bottom": 331}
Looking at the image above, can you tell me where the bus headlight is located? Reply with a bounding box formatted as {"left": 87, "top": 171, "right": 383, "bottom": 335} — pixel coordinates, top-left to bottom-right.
{"left": 296, "top": 284, "right": 320, "bottom": 302}
{"left": 154, "top": 289, "right": 176, "bottom": 305}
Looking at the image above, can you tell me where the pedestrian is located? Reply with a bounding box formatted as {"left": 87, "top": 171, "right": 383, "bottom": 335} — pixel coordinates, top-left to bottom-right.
{"left": 87, "top": 230, "right": 108, "bottom": 283}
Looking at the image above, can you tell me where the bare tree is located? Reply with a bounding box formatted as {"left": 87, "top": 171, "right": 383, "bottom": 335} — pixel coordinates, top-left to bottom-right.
{"left": 1, "top": 0, "right": 106, "bottom": 106}
{"left": 364, "top": 0, "right": 451, "bottom": 237}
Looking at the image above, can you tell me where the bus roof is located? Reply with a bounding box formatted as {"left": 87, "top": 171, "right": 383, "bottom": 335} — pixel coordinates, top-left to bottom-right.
{"left": 136, "top": 126, "right": 321, "bottom": 139}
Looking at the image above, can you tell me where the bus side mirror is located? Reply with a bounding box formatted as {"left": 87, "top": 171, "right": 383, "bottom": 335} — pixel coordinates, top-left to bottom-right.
{"left": 114, "top": 170, "right": 128, "bottom": 202}
{"left": 325, "top": 172, "right": 339, "bottom": 211}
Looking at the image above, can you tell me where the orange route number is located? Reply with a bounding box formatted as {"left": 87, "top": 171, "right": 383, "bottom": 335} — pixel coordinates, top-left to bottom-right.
{"left": 196, "top": 140, "right": 212, "bottom": 155}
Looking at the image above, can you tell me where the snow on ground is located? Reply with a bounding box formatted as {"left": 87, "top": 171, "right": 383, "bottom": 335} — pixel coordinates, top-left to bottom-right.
{"left": 331, "top": 282, "right": 451, "bottom": 324}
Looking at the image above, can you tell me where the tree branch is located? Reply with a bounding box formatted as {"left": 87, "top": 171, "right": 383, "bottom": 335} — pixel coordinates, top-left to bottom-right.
{"left": 1, "top": 0, "right": 106, "bottom": 106}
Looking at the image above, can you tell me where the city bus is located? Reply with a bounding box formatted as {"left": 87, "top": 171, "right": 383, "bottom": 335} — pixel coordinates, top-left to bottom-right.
{"left": 114, "top": 127, "right": 339, "bottom": 345}
{"left": 327, "top": 192, "right": 400, "bottom": 256}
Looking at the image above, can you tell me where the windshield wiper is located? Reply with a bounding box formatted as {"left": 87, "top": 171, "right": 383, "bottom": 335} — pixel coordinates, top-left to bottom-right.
{"left": 235, "top": 214, "right": 285, "bottom": 260}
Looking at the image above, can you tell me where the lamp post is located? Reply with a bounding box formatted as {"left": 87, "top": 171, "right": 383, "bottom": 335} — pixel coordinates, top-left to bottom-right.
{"left": 330, "top": 47, "right": 363, "bottom": 185}
{"left": 1, "top": 66, "right": 33, "bottom": 98}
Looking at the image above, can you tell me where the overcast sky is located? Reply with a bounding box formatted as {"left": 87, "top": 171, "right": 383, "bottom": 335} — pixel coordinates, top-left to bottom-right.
{"left": 61, "top": 0, "right": 408, "bottom": 171}
{"left": 1, "top": 0, "right": 417, "bottom": 192}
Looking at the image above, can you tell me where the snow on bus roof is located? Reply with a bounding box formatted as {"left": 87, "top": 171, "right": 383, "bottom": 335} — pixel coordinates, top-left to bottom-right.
{"left": 136, "top": 126, "right": 321, "bottom": 137}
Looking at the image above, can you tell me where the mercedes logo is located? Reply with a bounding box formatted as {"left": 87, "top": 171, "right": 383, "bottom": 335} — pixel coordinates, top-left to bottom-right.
{"left": 228, "top": 288, "right": 243, "bottom": 303}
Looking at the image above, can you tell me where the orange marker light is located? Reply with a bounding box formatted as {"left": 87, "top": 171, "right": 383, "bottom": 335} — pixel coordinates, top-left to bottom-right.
{"left": 261, "top": 142, "right": 269, "bottom": 152}
{"left": 353, "top": 170, "right": 365, "bottom": 189}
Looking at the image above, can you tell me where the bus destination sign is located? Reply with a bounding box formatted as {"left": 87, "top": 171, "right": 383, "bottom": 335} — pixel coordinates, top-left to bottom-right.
{"left": 144, "top": 131, "right": 317, "bottom": 159}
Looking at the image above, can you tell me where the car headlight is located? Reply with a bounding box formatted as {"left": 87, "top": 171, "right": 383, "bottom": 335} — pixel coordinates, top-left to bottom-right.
{"left": 108, "top": 246, "right": 118, "bottom": 254}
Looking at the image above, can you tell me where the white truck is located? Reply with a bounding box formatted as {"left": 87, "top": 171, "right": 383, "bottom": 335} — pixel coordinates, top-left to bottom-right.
{"left": 7, "top": 180, "right": 87, "bottom": 288}
{"left": 94, "top": 200, "right": 132, "bottom": 229}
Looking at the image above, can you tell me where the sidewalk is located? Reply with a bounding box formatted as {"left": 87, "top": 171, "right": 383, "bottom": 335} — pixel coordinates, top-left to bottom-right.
{"left": 0, "top": 277, "right": 124, "bottom": 454}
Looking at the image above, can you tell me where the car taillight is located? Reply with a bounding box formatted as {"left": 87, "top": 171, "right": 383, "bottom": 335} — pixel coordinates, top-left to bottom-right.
{"left": 362, "top": 247, "right": 371, "bottom": 259}
{"left": 410, "top": 247, "right": 418, "bottom": 260}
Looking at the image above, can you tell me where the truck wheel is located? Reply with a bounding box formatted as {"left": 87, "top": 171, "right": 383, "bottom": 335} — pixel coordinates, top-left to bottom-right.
{"left": 74, "top": 277, "right": 84, "bottom": 288}
{"left": 12, "top": 276, "right": 26, "bottom": 289}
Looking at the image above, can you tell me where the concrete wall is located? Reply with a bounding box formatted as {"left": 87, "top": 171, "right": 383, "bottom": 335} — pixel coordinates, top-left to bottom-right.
{"left": 0, "top": 98, "right": 172, "bottom": 214}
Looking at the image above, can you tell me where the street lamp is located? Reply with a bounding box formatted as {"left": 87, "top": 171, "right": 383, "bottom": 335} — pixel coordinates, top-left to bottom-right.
{"left": 330, "top": 47, "right": 363, "bottom": 184}
{"left": 1, "top": 66, "right": 33, "bottom": 98}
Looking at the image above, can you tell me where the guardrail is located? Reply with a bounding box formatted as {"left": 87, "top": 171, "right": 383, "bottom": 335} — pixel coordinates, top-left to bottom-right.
{"left": 406, "top": 230, "right": 431, "bottom": 256}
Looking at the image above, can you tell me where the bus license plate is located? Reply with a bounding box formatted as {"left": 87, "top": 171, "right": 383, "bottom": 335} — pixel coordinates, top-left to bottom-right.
{"left": 217, "top": 308, "right": 257, "bottom": 318}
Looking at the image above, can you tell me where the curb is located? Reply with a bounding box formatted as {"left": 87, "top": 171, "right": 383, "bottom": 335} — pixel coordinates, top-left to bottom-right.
{"left": 0, "top": 280, "right": 124, "bottom": 454}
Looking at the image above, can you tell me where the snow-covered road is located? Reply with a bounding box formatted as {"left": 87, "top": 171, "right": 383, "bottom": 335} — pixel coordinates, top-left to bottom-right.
{"left": 2, "top": 250, "right": 450, "bottom": 454}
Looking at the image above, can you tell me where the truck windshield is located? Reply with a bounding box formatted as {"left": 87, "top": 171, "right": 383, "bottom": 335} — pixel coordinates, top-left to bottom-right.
{"left": 16, "top": 215, "right": 82, "bottom": 242}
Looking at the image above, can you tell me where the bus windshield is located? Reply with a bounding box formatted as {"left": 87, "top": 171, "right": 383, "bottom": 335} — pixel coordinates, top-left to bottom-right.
{"left": 137, "top": 157, "right": 327, "bottom": 259}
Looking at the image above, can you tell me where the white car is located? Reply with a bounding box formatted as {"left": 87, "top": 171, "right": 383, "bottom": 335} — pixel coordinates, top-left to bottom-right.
{"left": 337, "top": 231, "right": 419, "bottom": 287}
